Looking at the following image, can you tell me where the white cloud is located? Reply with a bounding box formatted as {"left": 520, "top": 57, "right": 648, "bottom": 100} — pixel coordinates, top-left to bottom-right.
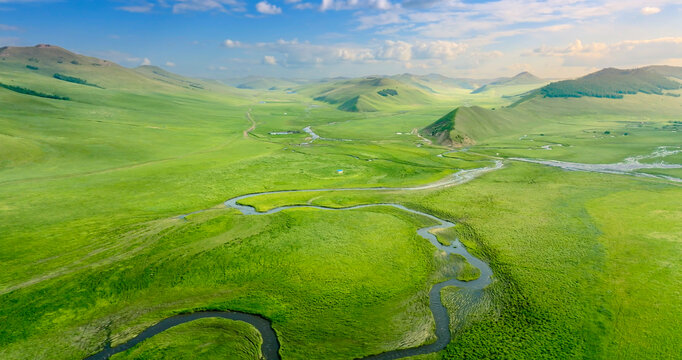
{"left": 377, "top": 40, "right": 412, "bottom": 61}
{"left": 294, "top": 2, "right": 314, "bottom": 9}
{"left": 171, "top": 0, "right": 245, "bottom": 13}
{"left": 165, "top": 61, "right": 176, "bottom": 67}
{"left": 141, "top": 58, "right": 152, "bottom": 66}
{"left": 415, "top": 40, "right": 467, "bottom": 60}
{"left": 377, "top": 40, "right": 468, "bottom": 61}
{"left": 640, "top": 6, "right": 661, "bottom": 15}
{"left": 223, "top": 39, "right": 243, "bottom": 48}
{"left": 117, "top": 3, "right": 154, "bottom": 13}
{"left": 528, "top": 37, "right": 682, "bottom": 68}
{"left": 335, "top": 47, "right": 375, "bottom": 61}
{"left": 357, "top": 10, "right": 403, "bottom": 29}
{"left": 256, "top": 1, "right": 282, "bottom": 14}
{"left": 263, "top": 55, "right": 278, "bottom": 65}
{"left": 321, "top": 0, "right": 393, "bottom": 11}
{"left": 351, "top": 0, "right": 681, "bottom": 42}
{"left": 219, "top": 37, "right": 499, "bottom": 72}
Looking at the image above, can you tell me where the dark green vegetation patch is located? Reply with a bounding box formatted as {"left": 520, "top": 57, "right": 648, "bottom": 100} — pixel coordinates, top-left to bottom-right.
{"left": 377, "top": 88, "right": 398, "bottom": 96}
{"left": 0, "top": 82, "right": 70, "bottom": 100}
{"left": 53, "top": 73, "right": 102, "bottom": 88}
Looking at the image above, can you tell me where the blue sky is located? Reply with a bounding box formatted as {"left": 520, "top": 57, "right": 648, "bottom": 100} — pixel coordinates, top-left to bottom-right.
{"left": 1, "top": 0, "right": 681, "bottom": 79}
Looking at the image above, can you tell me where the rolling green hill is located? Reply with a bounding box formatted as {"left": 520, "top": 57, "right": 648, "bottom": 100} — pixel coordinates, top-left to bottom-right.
{"left": 300, "top": 76, "right": 435, "bottom": 112}
{"left": 134, "top": 65, "right": 208, "bottom": 90}
{"left": 423, "top": 66, "right": 682, "bottom": 146}
{"left": 390, "top": 73, "right": 481, "bottom": 92}
{"left": 224, "top": 76, "right": 306, "bottom": 90}
{"left": 0, "top": 44, "right": 238, "bottom": 95}
{"left": 422, "top": 106, "right": 525, "bottom": 146}
{"left": 470, "top": 72, "right": 547, "bottom": 96}
{"left": 538, "top": 66, "right": 682, "bottom": 99}
{"left": 0, "top": 44, "right": 155, "bottom": 90}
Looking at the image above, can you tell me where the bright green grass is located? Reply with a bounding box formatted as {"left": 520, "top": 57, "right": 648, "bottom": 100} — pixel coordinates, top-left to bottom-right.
{"left": 247, "top": 162, "right": 681, "bottom": 359}
{"left": 110, "top": 318, "right": 263, "bottom": 360}
{"left": 2, "top": 56, "right": 682, "bottom": 360}
{"left": 587, "top": 190, "right": 681, "bottom": 359}
{"left": 0, "top": 206, "right": 468, "bottom": 359}
{"left": 429, "top": 227, "right": 458, "bottom": 246}
{"left": 430, "top": 94, "right": 682, "bottom": 164}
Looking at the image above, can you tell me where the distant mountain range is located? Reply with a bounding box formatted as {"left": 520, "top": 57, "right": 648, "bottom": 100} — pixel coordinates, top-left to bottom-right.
{"left": 2, "top": 44, "right": 680, "bottom": 120}
{"left": 470, "top": 71, "right": 546, "bottom": 94}
{"left": 538, "top": 66, "right": 682, "bottom": 99}
{"left": 421, "top": 65, "right": 682, "bottom": 146}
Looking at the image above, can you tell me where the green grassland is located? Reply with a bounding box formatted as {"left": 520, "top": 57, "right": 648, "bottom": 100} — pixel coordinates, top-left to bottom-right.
{"left": 1, "top": 46, "right": 681, "bottom": 360}
{"left": 111, "top": 318, "right": 263, "bottom": 360}
{"left": 242, "top": 163, "right": 681, "bottom": 359}
{"left": 423, "top": 94, "right": 681, "bottom": 164}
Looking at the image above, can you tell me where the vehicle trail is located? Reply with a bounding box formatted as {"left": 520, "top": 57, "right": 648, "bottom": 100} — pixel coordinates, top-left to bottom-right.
{"left": 244, "top": 109, "right": 256, "bottom": 138}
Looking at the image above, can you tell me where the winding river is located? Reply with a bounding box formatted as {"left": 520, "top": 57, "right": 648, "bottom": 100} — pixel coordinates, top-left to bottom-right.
{"left": 85, "top": 162, "right": 502, "bottom": 360}
{"left": 511, "top": 146, "right": 682, "bottom": 182}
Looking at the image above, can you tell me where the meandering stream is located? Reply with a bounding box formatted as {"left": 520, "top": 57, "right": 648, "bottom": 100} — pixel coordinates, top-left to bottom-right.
{"left": 512, "top": 146, "right": 682, "bottom": 182}
{"left": 85, "top": 162, "right": 502, "bottom": 360}
{"left": 84, "top": 144, "right": 682, "bottom": 359}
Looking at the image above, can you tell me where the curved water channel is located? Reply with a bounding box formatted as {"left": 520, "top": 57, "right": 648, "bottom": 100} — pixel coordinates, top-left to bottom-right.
{"left": 511, "top": 146, "right": 682, "bottom": 183}
{"left": 86, "top": 161, "right": 502, "bottom": 360}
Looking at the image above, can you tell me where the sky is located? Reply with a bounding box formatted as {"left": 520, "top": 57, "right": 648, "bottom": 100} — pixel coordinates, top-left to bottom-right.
{"left": 1, "top": 0, "right": 681, "bottom": 79}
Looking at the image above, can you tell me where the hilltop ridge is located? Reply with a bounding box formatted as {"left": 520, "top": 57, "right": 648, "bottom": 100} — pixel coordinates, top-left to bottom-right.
{"left": 538, "top": 66, "right": 682, "bottom": 99}
{"left": 471, "top": 71, "right": 546, "bottom": 94}
{"left": 0, "top": 44, "right": 235, "bottom": 94}
{"left": 423, "top": 65, "right": 682, "bottom": 146}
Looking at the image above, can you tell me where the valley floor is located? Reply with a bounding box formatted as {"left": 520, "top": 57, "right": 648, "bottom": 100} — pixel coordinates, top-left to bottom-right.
{"left": 1, "top": 76, "right": 680, "bottom": 360}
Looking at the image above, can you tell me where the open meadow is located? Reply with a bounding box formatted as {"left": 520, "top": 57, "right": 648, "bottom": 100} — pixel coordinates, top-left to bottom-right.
{"left": 1, "top": 44, "right": 681, "bottom": 360}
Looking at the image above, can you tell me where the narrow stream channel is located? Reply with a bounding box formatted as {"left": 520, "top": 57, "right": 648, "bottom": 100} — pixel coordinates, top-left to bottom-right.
{"left": 511, "top": 146, "right": 682, "bottom": 182}
{"left": 85, "top": 162, "right": 502, "bottom": 360}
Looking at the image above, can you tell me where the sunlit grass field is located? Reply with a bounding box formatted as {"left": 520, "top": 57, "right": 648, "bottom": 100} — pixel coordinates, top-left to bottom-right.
{"left": 1, "top": 56, "right": 681, "bottom": 360}
{"left": 111, "top": 318, "right": 263, "bottom": 360}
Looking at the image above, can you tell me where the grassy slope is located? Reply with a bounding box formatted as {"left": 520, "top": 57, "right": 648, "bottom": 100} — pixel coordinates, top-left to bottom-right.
{"left": 539, "top": 66, "right": 682, "bottom": 98}
{"left": 299, "top": 77, "right": 438, "bottom": 112}
{"left": 423, "top": 91, "right": 681, "bottom": 153}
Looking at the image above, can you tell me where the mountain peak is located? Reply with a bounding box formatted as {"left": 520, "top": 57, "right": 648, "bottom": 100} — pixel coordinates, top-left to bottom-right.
{"left": 512, "top": 71, "right": 541, "bottom": 81}
{"left": 0, "top": 44, "right": 81, "bottom": 62}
